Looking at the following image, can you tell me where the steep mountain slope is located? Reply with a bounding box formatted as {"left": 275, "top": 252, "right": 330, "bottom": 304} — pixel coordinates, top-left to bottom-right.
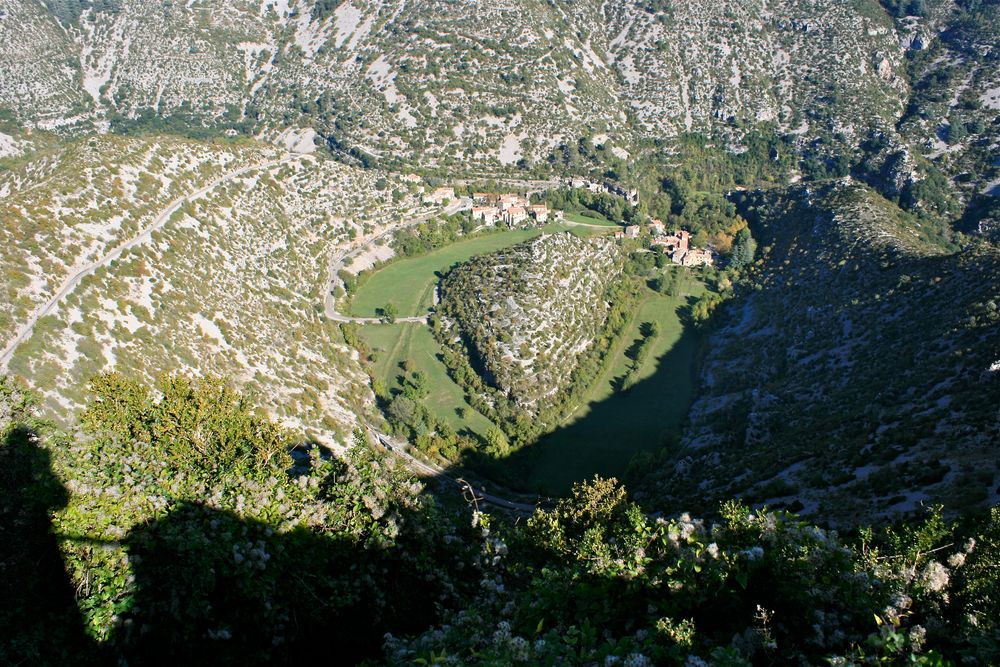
{"left": 0, "top": 0, "right": 996, "bottom": 511}
{"left": 641, "top": 181, "right": 1000, "bottom": 523}
{"left": 0, "top": 0, "right": 918, "bottom": 167}
{"left": 0, "top": 136, "right": 268, "bottom": 352}
{"left": 0, "top": 0, "right": 83, "bottom": 126}
{"left": 892, "top": 0, "right": 1000, "bottom": 227}
{"left": 0, "top": 134, "right": 428, "bottom": 442}
{"left": 603, "top": 0, "right": 905, "bottom": 139}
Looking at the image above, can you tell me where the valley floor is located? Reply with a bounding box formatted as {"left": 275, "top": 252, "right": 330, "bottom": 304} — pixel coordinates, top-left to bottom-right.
{"left": 351, "top": 225, "right": 708, "bottom": 494}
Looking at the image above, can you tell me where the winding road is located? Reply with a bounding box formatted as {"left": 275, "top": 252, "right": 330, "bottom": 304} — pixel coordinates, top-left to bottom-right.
{"left": 0, "top": 153, "right": 299, "bottom": 372}
{"left": 321, "top": 197, "right": 616, "bottom": 325}
{"left": 1, "top": 156, "right": 561, "bottom": 512}
{"left": 322, "top": 198, "right": 471, "bottom": 324}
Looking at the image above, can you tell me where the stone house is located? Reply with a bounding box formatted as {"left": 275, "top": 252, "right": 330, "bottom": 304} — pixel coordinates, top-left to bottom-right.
{"left": 681, "top": 248, "right": 714, "bottom": 267}
{"left": 472, "top": 206, "right": 498, "bottom": 225}
{"left": 529, "top": 204, "right": 549, "bottom": 222}
{"left": 423, "top": 187, "right": 455, "bottom": 205}
{"left": 473, "top": 192, "right": 500, "bottom": 205}
{"left": 504, "top": 206, "right": 529, "bottom": 226}
{"left": 498, "top": 193, "right": 526, "bottom": 210}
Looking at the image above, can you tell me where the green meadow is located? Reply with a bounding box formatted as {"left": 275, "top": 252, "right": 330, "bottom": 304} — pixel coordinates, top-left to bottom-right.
{"left": 563, "top": 211, "right": 620, "bottom": 227}
{"left": 516, "top": 273, "right": 706, "bottom": 494}
{"left": 350, "top": 224, "right": 705, "bottom": 494}
{"left": 360, "top": 322, "right": 496, "bottom": 437}
{"left": 348, "top": 224, "right": 605, "bottom": 318}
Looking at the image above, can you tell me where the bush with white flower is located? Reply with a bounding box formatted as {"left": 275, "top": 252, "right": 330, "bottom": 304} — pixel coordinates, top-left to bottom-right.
{"left": 388, "top": 477, "right": 1000, "bottom": 665}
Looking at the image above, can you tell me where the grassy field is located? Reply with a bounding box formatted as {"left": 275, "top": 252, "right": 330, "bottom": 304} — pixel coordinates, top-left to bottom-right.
{"left": 353, "top": 226, "right": 607, "bottom": 440}
{"left": 360, "top": 322, "right": 496, "bottom": 436}
{"left": 515, "top": 271, "right": 707, "bottom": 494}
{"left": 349, "top": 223, "right": 605, "bottom": 318}
{"left": 352, "top": 225, "right": 706, "bottom": 497}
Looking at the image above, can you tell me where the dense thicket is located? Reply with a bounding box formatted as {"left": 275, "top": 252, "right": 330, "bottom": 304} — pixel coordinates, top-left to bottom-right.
{"left": 390, "top": 479, "right": 1000, "bottom": 665}
{"left": 2, "top": 375, "right": 998, "bottom": 665}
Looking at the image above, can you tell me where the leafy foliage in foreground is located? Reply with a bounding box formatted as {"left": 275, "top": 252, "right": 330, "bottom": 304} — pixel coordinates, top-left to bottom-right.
{"left": 3, "top": 374, "right": 477, "bottom": 664}
{"left": 390, "top": 479, "right": 1000, "bottom": 666}
{"left": 2, "top": 375, "right": 998, "bottom": 665}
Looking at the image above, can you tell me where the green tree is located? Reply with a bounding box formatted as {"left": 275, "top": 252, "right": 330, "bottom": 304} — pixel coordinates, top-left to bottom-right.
{"left": 483, "top": 426, "right": 509, "bottom": 457}
{"left": 947, "top": 114, "right": 967, "bottom": 144}
{"left": 387, "top": 395, "right": 420, "bottom": 431}
{"left": 403, "top": 371, "right": 430, "bottom": 400}
{"left": 730, "top": 227, "right": 757, "bottom": 269}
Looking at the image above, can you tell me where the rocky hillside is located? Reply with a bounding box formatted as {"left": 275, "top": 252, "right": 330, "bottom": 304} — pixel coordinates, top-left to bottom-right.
{"left": 892, "top": 0, "right": 1000, "bottom": 206}
{"left": 437, "top": 232, "right": 622, "bottom": 416}
{"left": 3, "top": 1, "right": 996, "bottom": 236}
{"left": 0, "top": 0, "right": 926, "bottom": 165}
{"left": 0, "top": 135, "right": 268, "bottom": 350}
{"left": 640, "top": 180, "right": 1000, "bottom": 524}
{"left": 0, "top": 134, "right": 426, "bottom": 444}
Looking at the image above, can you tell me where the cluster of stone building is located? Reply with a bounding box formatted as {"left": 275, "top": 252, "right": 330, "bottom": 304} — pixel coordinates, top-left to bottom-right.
{"left": 422, "top": 183, "right": 711, "bottom": 266}
{"left": 615, "top": 220, "right": 715, "bottom": 267}
{"left": 469, "top": 192, "right": 563, "bottom": 227}
{"left": 421, "top": 187, "right": 561, "bottom": 228}
{"left": 568, "top": 177, "right": 640, "bottom": 205}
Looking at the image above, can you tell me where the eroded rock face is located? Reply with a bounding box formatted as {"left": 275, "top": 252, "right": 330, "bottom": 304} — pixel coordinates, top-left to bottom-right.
{"left": 437, "top": 232, "right": 622, "bottom": 414}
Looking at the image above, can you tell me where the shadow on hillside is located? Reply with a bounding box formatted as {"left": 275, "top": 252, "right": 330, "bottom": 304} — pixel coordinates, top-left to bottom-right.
{"left": 458, "top": 296, "right": 704, "bottom": 497}
{"left": 0, "top": 426, "right": 102, "bottom": 665}
{"left": 110, "top": 500, "right": 449, "bottom": 665}
{"left": 2, "top": 429, "right": 462, "bottom": 665}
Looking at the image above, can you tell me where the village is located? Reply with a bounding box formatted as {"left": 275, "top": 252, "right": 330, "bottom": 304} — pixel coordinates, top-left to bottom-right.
{"left": 422, "top": 182, "right": 715, "bottom": 268}
{"left": 616, "top": 223, "right": 714, "bottom": 267}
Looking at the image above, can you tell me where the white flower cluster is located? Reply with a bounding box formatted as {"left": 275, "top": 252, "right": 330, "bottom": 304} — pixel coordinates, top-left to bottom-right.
{"left": 623, "top": 653, "right": 652, "bottom": 667}
{"left": 917, "top": 561, "right": 949, "bottom": 594}
{"left": 231, "top": 540, "right": 271, "bottom": 570}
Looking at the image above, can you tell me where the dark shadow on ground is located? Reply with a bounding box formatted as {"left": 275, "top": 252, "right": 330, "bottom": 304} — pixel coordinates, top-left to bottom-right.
{"left": 0, "top": 426, "right": 102, "bottom": 665}
{"left": 110, "top": 501, "right": 452, "bottom": 665}
{"left": 1, "top": 426, "right": 471, "bottom": 665}
{"left": 458, "top": 297, "right": 704, "bottom": 497}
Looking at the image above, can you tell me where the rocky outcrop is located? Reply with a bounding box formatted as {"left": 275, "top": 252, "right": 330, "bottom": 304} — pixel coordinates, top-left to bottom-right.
{"left": 437, "top": 232, "right": 622, "bottom": 414}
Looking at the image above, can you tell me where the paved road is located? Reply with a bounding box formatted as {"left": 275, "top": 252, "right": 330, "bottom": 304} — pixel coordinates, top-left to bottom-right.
{"left": 0, "top": 154, "right": 299, "bottom": 372}
{"left": 323, "top": 198, "right": 470, "bottom": 323}
{"left": 368, "top": 427, "right": 541, "bottom": 514}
